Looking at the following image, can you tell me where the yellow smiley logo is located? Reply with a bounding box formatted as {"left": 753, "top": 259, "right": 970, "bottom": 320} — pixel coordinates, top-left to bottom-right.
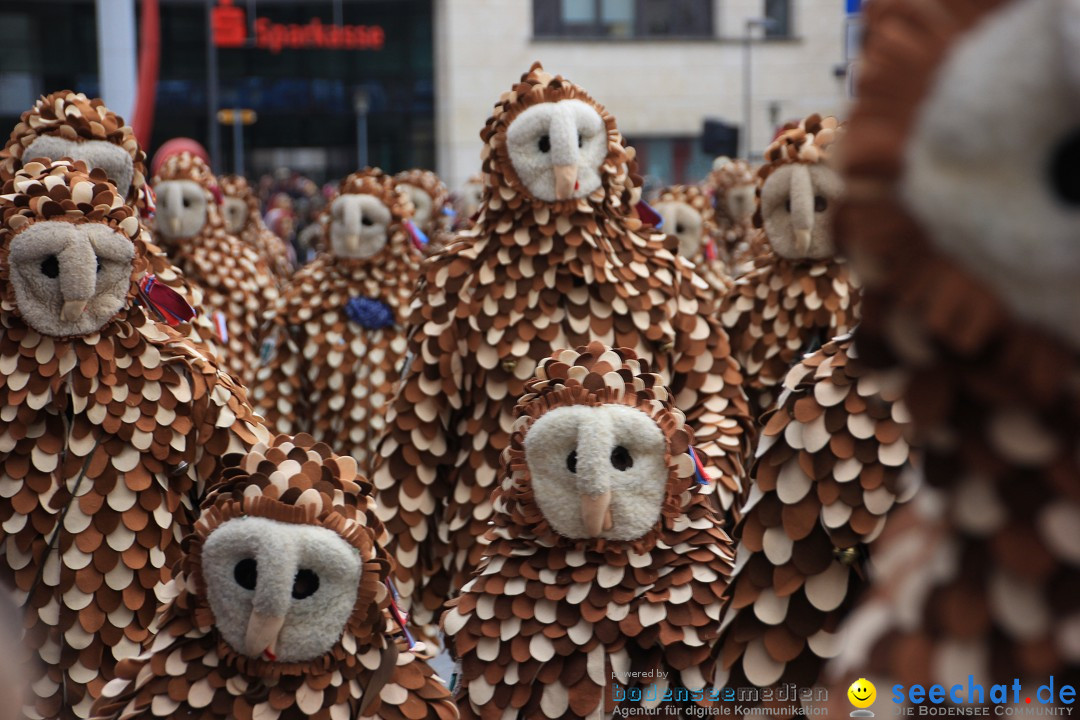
{"left": 848, "top": 678, "right": 877, "bottom": 709}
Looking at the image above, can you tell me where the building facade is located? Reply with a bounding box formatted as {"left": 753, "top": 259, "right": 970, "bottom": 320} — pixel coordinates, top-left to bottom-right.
{"left": 0, "top": 0, "right": 434, "bottom": 182}
{"left": 0, "top": 0, "right": 850, "bottom": 189}
{"left": 433, "top": 0, "right": 852, "bottom": 190}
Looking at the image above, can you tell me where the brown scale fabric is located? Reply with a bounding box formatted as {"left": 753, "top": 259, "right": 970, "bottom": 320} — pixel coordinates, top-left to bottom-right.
{"left": 653, "top": 184, "right": 732, "bottom": 302}
{"left": 89, "top": 434, "right": 456, "bottom": 720}
{"left": 444, "top": 343, "right": 732, "bottom": 719}
{"left": 370, "top": 62, "right": 751, "bottom": 645}
{"left": 703, "top": 158, "right": 758, "bottom": 269}
{"left": 832, "top": 0, "right": 1080, "bottom": 687}
{"left": 152, "top": 152, "right": 279, "bottom": 386}
{"left": 720, "top": 116, "right": 860, "bottom": 419}
{"left": 717, "top": 335, "right": 918, "bottom": 689}
{"left": 253, "top": 170, "right": 421, "bottom": 471}
{"left": 393, "top": 169, "right": 453, "bottom": 255}
{"left": 0, "top": 90, "right": 224, "bottom": 361}
{"left": 0, "top": 160, "right": 270, "bottom": 720}
{"left": 219, "top": 174, "right": 294, "bottom": 280}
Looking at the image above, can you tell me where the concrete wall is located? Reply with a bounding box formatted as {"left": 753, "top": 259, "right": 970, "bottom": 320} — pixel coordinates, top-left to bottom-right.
{"left": 433, "top": 0, "right": 851, "bottom": 191}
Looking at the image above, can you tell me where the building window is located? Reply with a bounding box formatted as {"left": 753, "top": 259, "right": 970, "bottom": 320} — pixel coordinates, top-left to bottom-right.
{"left": 764, "top": 0, "right": 792, "bottom": 37}
{"left": 533, "top": 0, "right": 713, "bottom": 39}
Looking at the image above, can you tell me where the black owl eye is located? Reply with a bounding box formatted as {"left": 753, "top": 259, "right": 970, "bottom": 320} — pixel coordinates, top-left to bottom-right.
{"left": 361, "top": 216, "right": 374, "bottom": 226}
{"left": 814, "top": 195, "right": 828, "bottom": 212}
{"left": 610, "top": 446, "right": 633, "bottom": 471}
{"left": 41, "top": 255, "right": 60, "bottom": 278}
{"left": 1050, "top": 128, "right": 1080, "bottom": 205}
{"left": 577, "top": 133, "right": 583, "bottom": 148}
{"left": 566, "top": 450, "right": 577, "bottom": 474}
{"left": 538, "top": 134, "right": 551, "bottom": 153}
{"left": 292, "top": 569, "right": 320, "bottom": 599}
{"left": 96, "top": 258, "right": 103, "bottom": 273}
{"left": 234, "top": 558, "right": 257, "bottom": 590}
{"left": 182, "top": 197, "right": 191, "bottom": 208}
{"left": 784, "top": 199, "right": 791, "bottom": 213}
{"left": 675, "top": 223, "right": 685, "bottom": 234}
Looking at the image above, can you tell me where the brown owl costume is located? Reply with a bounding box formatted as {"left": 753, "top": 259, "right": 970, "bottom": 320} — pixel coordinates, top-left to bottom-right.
{"left": 828, "top": 0, "right": 1080, "bottom": 687}
{"left": 0, "top": 90, "right": 223, "bottom": 360}
{"left": 444, "top": 343, "right": 732, "bottom": 719}
{"left": 716, "top": 334, "right": 919, "bottom": 688}
{"left": 652, "top": 184, "right": 732, "bottom": 301}
{"left": 152, "top": 152, "right": 279, "bottom": 385}
{"left": 393, "top": 169, "right": 452, "bottom": 255}
{"left": 253, "top": 169, "right": 420, "bottom": 469}
{"left": 370, "top": 62, "right": 750, "bottom": 644}
{"left": 704, "top": 157, "right": 759, "bottom": 270}
{"left": 451, "top": 174, "right": 485, "bottom": 232}
{"left": 0, "top": 160, "right": 269, "bottom": 720}
{"left": 219, "top": 174, "right": 294, "bottom": 281}
{"left": 90, "top": 433, "right": 456, "bottom": 720}
{"left": 719, "top": 116, "right": 860, "bottom": 419}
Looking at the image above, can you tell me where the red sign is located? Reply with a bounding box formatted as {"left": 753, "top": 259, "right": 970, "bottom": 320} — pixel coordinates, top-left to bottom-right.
{"left": 211, "top": 0, "right": 385, "bottom": 54}
{"left": 211, "top": 0, "right": 246, "bottom": 48}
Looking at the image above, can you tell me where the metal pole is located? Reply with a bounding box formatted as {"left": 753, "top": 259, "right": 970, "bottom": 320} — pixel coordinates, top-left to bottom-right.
{"left": 247, "top": 0, "right": 257, "bottom": 41}
{"left": 333, "top": 0, "right": 343, "bottom": 26}
{"left": 96, "top": 0, "right": 138, "bottom": 118}
{"left": 233, "top": 113, "right": 244, "bottom": 175}
{"left": 356, "top": 111, "right": 368, "bottom": 169}
{"left": 205, "top": 0, "right": 222, "bottom": 171}
{"left": 743, "top": 22, "right": 752, "bottom": 160}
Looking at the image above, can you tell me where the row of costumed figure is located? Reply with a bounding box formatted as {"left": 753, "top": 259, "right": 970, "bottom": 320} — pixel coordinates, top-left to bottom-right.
{"left": 0, "top": 1, "right": 1078, "bottom": 718}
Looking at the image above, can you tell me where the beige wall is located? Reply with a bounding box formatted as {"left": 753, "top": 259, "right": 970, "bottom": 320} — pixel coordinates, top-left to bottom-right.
{"left": 433, "top": 0, "right": 852, "bottom": 191}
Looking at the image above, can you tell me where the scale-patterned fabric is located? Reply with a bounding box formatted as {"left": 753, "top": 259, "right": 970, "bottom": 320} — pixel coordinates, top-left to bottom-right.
{"left": 370, "top": 62, "right": 751, "bottom": 644}
{"left": 0, "top": 160, "right": 269, "bottom": 720}
{"left": 717, "top": 335, "right": 918, "bottom": 688}
{"left": 90, "top": 434, "right": 456, "bottom": 720}
{"left": 0, "top": 90, "right": 224, "bottom": 362}
{"left": 445, "top": 344, "right": 732, "bottom": 719}
{"left": 254, "top": 170, "right": 420, "bottom": 470}
{"left": 219, "top": 174, "right": 293, "bottom": 280}
{"left": 833, "top": 0, "right": 1080, "bottom": 688}
{"left": 152, "top": 152, "right": 279, "bottom": 386}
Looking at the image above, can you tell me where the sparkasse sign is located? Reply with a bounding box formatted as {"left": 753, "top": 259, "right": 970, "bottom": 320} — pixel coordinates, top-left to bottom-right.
{"left": 211, "top": 0, "right": 385, "bottom": 54}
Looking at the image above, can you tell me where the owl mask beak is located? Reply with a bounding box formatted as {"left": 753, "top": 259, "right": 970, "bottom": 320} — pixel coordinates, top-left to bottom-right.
{"left": 245, "top": 611, "right": 286, "bottom": 660}
{"left": 789, "top": 164, "right": 815, "bottom": 256}
{"left": 61, "top": 300, "right": 87, "bottom": 322}
{"left": 554, "top": 164, "right": 578, "bottom": 201}
{"left": 580, "top": 490, "right": 613, "bottom": 537}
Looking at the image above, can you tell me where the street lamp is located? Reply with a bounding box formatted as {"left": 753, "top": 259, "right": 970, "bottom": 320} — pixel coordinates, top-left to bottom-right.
{"left": 354, "top": 90, "right": 371, "bottom": 170}
{"left": 743, "top": 17, "right": 777, "bottom": 160}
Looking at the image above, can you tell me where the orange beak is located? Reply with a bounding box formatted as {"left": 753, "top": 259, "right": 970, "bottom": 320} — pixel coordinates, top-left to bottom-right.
{"left": 245, "top": 611, "right": 286, "bottom": 660}
{"left": 554, "top": 164, "right": 579, "bottom": 201}
{"left": 580, "top": 491, "right": 613, "bottom": 537}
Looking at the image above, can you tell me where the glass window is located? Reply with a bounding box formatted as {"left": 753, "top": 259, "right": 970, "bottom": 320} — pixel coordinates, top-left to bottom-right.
{"left": 563, "top": 0, "right": 596, "bottom": 24}
{"left": 534, "top": 0, "right": 712, "bottom": 38}
{"left": 765, "top": 0, "right": 792, "bottom": 37}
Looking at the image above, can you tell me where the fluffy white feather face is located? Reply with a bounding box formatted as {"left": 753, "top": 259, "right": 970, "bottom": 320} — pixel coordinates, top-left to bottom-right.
{"left": 460, "top": 180, "right": 484, "bottom": 218}
{"left": 7, "top": 221, "right": 135, "bottom": 337}
{"left": 399, "top": 184, "right": 432, "bottom": 229}
{"left": 726, "top": 184, "right": 757, "bottom": 224}
{"left": 505, "top": 99, "right": 607, "bottom": 202}
{"left": 23, "top": 136, "right": 135, "bottom": 200}
{"left": 654, "top": 200, "right": 706, "bottom": 258}
{"left": 200, "top": 516, "right": 362, "bottom": 663}
{"left": 154, "top": 179, "right": 208, "bottom": 239}
{"left": 523, "top": 404, "right": 668, "bottom": 541}
{"left": 222, "top": 197, "right": 248, "bottom": 235}
{"left": 760, "top": 163, "right": 843, "bottom": 260}
{"left": 901, "top": 0, "right": 1080, "bottom": 347}
{"left": 329, "top": 194, "right": 391, "bottom": 259}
